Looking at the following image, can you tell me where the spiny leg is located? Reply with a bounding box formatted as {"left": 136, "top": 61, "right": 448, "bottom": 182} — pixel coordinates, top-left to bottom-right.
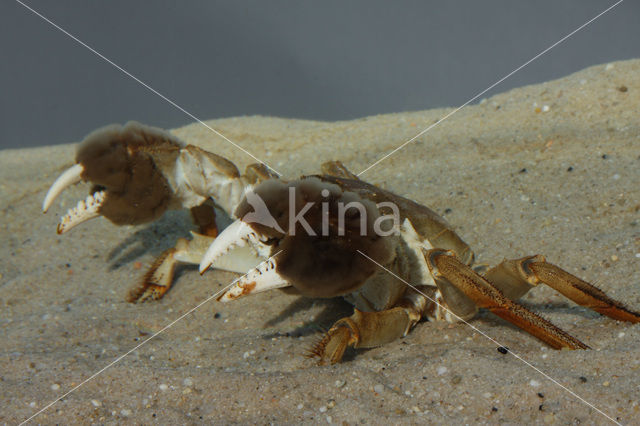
{"left": 309, "top": 289, "right": 429, "bottom": 364}
{"left": 128, "top": 203, "right": 218, "bottom": 302}
{"left": 423, "top": 249, "right": 589, "bottom": 350}
{"left": 484, "top": 255, "right": 640, "bottom": 323}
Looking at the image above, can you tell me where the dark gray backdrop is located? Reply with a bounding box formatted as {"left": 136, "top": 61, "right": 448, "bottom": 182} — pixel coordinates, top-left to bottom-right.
{"left": 2, "top": 1, "right": 638, "bottom": 149}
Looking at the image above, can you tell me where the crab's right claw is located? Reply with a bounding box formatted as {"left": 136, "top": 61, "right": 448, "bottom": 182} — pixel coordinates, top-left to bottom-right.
{"left": 42, "top": 122, "right": 184, "bottom": 234}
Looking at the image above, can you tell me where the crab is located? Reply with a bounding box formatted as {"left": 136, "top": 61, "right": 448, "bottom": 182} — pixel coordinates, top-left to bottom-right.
{"left": 43, "top": 122, "right": 640, "bottom": 364}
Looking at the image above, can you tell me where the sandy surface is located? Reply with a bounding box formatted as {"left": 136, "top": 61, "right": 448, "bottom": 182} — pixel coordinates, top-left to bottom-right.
{"left": 2, "top": 59, "right": 640, "bottom": 424}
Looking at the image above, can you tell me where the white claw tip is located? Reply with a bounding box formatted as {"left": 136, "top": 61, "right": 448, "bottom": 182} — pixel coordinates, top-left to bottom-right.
{"left": 56, "top": 190, "right": 105, "bottom": 234}
{"left": 199, "top": 220, "right": 256, "bottom": 274}
{"left": 218, "top": 258, "right": 289, "bottom": 302}
{"left": 43, "top": 164, "right": 84, "bottom": 213}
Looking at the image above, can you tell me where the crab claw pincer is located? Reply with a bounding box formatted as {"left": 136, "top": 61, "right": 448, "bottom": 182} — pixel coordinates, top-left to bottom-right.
{"left": 42, "top": 122, "right": 182, "bottom": 233}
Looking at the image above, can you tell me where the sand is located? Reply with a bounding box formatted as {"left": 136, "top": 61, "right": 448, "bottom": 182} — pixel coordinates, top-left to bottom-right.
{"left": 2, "top": 59, "right": 640, "bottom": 424}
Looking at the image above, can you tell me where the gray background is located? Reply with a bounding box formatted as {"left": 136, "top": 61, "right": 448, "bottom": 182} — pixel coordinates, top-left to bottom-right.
{"left": 2, "top": 1, "right": 639, "bottom": 149}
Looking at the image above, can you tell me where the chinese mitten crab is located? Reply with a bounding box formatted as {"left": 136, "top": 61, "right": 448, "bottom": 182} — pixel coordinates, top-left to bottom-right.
{"left": 43, "top": 122, "right": 640, "bottom": 364}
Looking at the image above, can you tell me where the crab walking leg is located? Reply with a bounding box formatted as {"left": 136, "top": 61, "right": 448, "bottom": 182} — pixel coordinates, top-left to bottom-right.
{"left": 423, "top": 249, "right": 589, "bottom": 350}
{"left": 130, "top": 202, "right": 259, "bottom": 302}
{"left": 484, "top": 255, "right": 640, "bottom": 323}
{"left": 129, "top": 231, "right": 266, "bottom": 302}
{"left": 310, "top": 290, "right": 428, "bottom": 364}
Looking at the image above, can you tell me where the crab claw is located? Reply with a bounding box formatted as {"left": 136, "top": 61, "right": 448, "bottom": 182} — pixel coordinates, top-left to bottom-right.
{"left": 42, "top": 164, "right": 84, "bottom": 213}
{"left": 217, "top": 257, "right": 289, "bottom": 302}
{"left": 56, "top": 190, "right": 106, "bottom": 234}
{"left": 199, "top": 219, "right": 266, "bottom": 274}
{"left": 42, "top": 122, "right": 185, "bottom": 232}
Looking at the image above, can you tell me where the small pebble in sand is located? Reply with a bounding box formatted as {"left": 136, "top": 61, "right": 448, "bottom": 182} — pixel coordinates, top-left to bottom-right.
{"left": 319, "top": 405, "right": 328, "bottom": 413}
{"left": 636, "top": 253, "right": 640, "bottom": 258}
{"left": 529, "top": 380, "right": 541, "bottom": 387}
{"left": 326, "top": 415, "right": 332, "bottom": 424}
{"left": 51, "top": 383, "right": 60, "bottom": 391}
{"left": 183, "top": 377, "right": 193, "bottom": 387}
{"left": 602, "top": 381, "right": 610, "bottom": 387}
{"left": 334, "top": 380, "right": 346, "bottom": 388}
{"left": 159, "top": 384, "right": 169, "bottom": 391}
{"left": 497, "top": 346, "right": 509, "bottom": 354}
{"left": 437, "top": 366, "right": 448, "bottom": 375}
{"left": 612, "top": 174, "right": 620, "bottom": 180}
{"left": 579, "top": 376, "right": 588, "bottom": 383}
{"left": 618, "top": 332, "right": 625, "bottom": 338}
{"left": 297, "top": 403, "right": 304, "bottom": 409}
{"left": 91, "top": 400, "right": 101, "bottom": 407}
{"left": 374, "top": 384, "right": 384, "bottom": 393}
{"left": 617, "top": 85, "right": 628, "bottom": 92}
{"left": 611, "top": 255, "right": 619, "bottom": 262}
{"left": 29, "top": 402, "right": 36, "bottom": 408}
{"left": 542, "top": 105, "right": 550, "bottom": 112}
{"left": 120, "top": 409, "right": 132, "bottom": 417}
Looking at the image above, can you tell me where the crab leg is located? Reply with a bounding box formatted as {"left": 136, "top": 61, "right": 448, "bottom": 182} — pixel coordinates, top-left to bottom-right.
{"left": 129, "top": 228, "right": 266, "bottom": 303}
{"left": 310, "top": 290, "right": 427, "bottom": 365}
{"left": 484, "top": 255, "right": 640, "bottom": 323}
{"left": 423, "top": 249, "right": 589, "bottom": 350}
{"left": 42, "top": 164, "right": 84, "bottom": 213}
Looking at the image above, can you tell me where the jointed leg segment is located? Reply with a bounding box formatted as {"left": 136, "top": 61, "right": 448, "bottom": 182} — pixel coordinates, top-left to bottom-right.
{"left": 422, "top": 249, "right": 640, "bottom": 350}
{"left": 310, "top": 290, "right": 426, "bottom": 364}
{"left": 128, "top": 203, "right": 219, "bottom": 302}
{"left": 423, "top": 249, "right": 589, "bottom": 349}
